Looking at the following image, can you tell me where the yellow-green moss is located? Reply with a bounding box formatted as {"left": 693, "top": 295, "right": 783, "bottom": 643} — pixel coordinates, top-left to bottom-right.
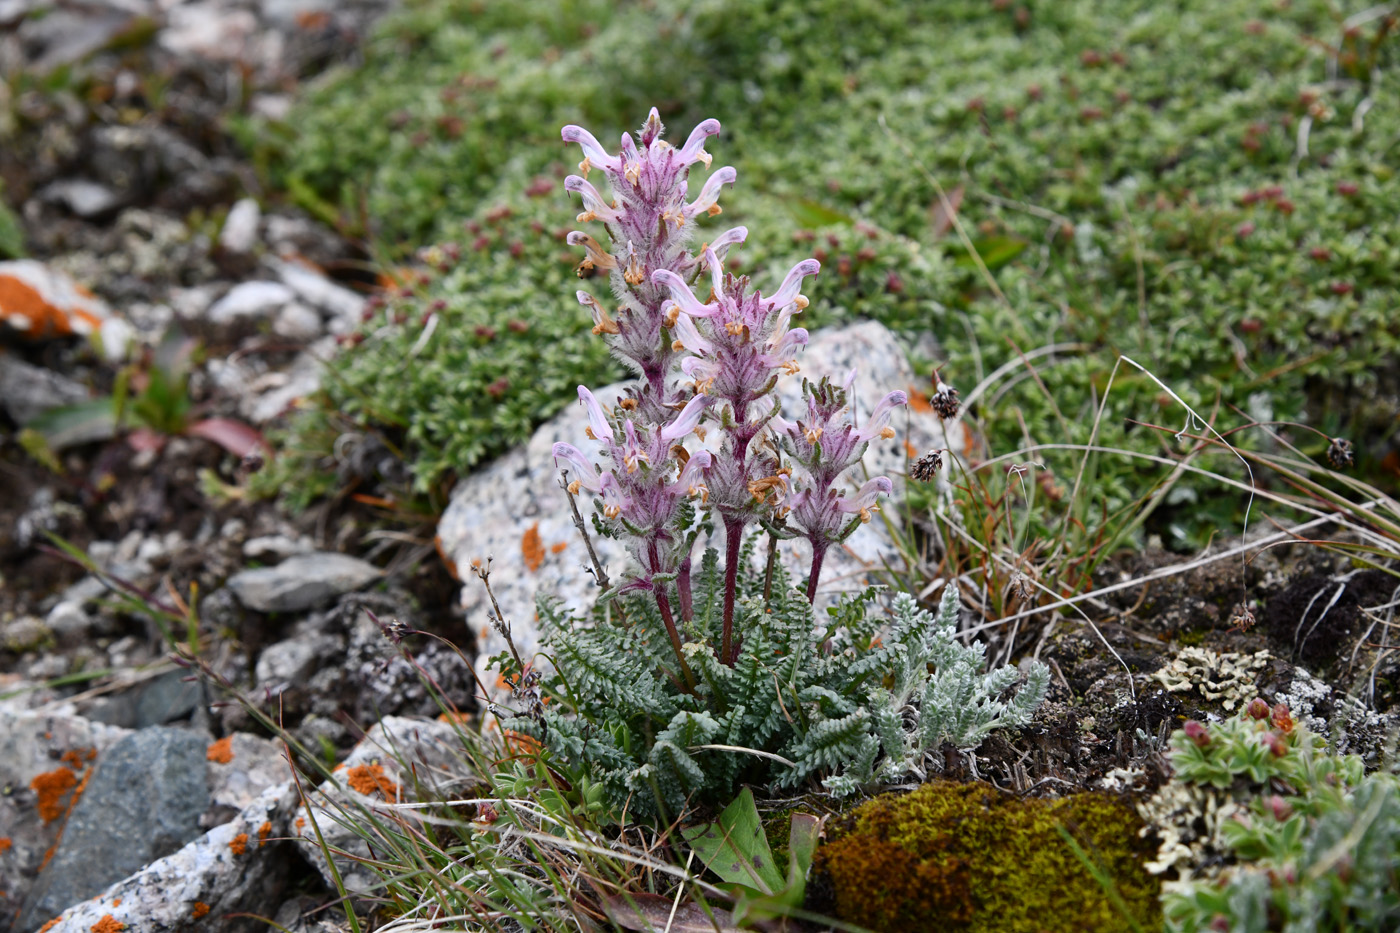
{"left": 812, "top": 781, "right": 1160, "bottom": 932}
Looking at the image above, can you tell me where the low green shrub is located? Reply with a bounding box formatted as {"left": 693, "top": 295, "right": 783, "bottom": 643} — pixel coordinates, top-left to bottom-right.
{"left": 1145, "top": 700, "right": 1400, "bottom": 932}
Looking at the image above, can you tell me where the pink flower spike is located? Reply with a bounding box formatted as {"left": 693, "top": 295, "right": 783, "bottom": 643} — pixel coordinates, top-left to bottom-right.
{"left": 684, "top": 166, "right": 737, "bottom": 220}
{"left": 680, "top": 355, "right": 720, "bottom": 384}
{"left": 561, "top": 125, "right": 620, "bottom": 174}
{"left": 835, "top": 476, "right": 894, "bottom": 515}
{"left": 678, "top": 118, "right": 721, "bottom": 168}
{"left": 660, "top": 395, "right": 710, "bottom": 442}
{"left": 577, "top": 386, "right": 613, "bottom": 442}
{"left": 551, "top": 442, "right": 603, "bottom": 493}
{"left": 652, "top": 270, "right": 717, "bottom": 317}
{"left": 841, "top": 368, "right": 858, "bottom": 392}
{"left": 766, "top": 259, "right": 820, "bottom": 311}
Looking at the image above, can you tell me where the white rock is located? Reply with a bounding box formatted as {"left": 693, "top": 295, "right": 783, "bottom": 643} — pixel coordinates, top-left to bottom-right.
{"left": 40, "top": 179, "right": 122, "bottom": 218}
{"left": 243, "top": 534, "right": 314, "bottom": 561}
{"left": 274, "top": 258, "right": 364, "bottom": 322}
{"left": 272, "top": 301, "right": 322, "bottom": 341}
{"left": 206, "top": 281, "right": 294, "bottom": 325}
{"left": 160, "top": 4, "right": 259, "bottom": 61}
{"left": 219, "top": 198, "right": 262, "bottom": 254}
{"left": 293, "top": 717, "right": 469, "bottom": 893}
{"left": 436, "top": 321, "right": 958, "bottom": 695}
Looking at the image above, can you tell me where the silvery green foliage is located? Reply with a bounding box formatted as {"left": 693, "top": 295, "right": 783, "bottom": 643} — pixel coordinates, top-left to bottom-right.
{"left": 809, "top": 586, "right": 1051, "bottom": 798}
{"left": 501, "top": 553, "right": 1049, "bottom": 818}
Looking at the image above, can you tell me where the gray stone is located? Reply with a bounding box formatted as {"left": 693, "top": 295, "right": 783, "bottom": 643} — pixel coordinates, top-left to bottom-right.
{"left": 255, "top": 630, "right": 343, "bottom": 691}
{"left": 436, "top": 321, "right": 959, "bottom": 696}
{"left": 39, "top": 178, "right": 123, "bottom": 218}
{"left": 0, "top": 352, "right": 91, "bottom": 424}
{"left": 219, "top": 197, "right": 262, "bottom": 254}
{"left": 272, "top": 301, "right": 323, "bottom": 341}
{"left": 37, "top": 781, "right": 296, "bottom": 933}
{"left": 17, "top": 727, "right": 209, "bottom": 931}
{"left": 206, "top": 280, "right": 294, "bottom": 325}
{"left": 2, "top": 615, "right": 52, "bottom": 653}
{"left": 83, "top": 668, "right": 206, "bottom": 729}
{"left": 227, "top": 552, "right": 383, "bottom": 612}
{"left": 0, "top": 711, "right": 132, "bottom": 917}
{"left": 46, "top": 600, "right": 98, "bottom": 645}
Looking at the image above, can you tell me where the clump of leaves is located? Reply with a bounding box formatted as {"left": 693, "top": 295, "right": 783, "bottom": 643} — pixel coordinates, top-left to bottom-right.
{"left": 498, "top": 562, "right": 1047, "bottom": 820}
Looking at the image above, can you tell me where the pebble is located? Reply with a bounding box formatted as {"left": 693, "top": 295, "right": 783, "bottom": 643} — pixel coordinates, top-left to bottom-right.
{"left": 226, "top": 551, "right": 383, "bottom": 612}
{"left": 206, "top": 280, "right": 294, "bottom": 325}
{"left": 218, "top": 197, "right": 262, "bottom": 254}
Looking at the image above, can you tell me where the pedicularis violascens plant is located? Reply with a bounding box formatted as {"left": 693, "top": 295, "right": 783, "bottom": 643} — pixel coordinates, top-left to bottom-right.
{"left": 495, "top": 110, "right": 1048, "bottom": 820}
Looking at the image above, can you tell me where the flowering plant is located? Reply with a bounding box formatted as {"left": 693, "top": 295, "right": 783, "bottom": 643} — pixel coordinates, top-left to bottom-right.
{"left": 491, "top": 110, "right": 1046, "bottom": 819}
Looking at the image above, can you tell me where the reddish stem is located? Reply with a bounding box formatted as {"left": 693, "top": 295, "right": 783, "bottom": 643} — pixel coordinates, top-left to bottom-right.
{"left": 805, "top": 540, "right": 829, "bottom": 604}
{"left": 655, "top": 588, "right": 696, "bottom": 692}
{"left": 677, "top": 555, "right": 694, "bottom": 623}
{"left": 721, "top": 516, "right": 744, "bottom": 666}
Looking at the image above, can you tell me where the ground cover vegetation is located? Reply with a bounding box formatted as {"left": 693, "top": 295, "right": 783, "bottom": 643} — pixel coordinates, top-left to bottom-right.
{"left": 253, "top": 0, "right": 1398, "bottom": 555}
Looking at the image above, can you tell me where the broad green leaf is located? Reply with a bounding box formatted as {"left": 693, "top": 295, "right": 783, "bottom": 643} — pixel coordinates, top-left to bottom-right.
{"left": 785, "top": 197, "right": 853, "bottom": 229}
{"left": 951, "top": 235, "right": 1027, "bottom": 270}
{"left": 681, "top": 788, "right": 783, "bottom": 895}
{"left": 26, "top": 398, "right": 119, "bottom": 450}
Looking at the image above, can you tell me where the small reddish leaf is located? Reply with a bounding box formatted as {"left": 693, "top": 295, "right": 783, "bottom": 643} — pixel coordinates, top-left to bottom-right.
{"left": 930, "top": 185, "right": 965, "bottom": 238}
{"left": 604, "top": 893, "right": 738, "bottom": 932}
{"left": 186, "top": 418, "right": 267, "bottom": 458}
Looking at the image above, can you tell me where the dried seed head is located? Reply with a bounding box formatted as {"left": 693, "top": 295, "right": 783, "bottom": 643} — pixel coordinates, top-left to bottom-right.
{"left": 910, "top": 448, "right": 944, "bottom": 482}
{"left": 1008, "top": 570, "right": 1036, "bottom": 602}
{"left": 1228, "top": 603, "right": 1256, "bottom": 633}
{"left": 931, "top": 380, "right": 960, "bottom": 419}
{"left": 1327, "top": 437, "right": 1354, "bottom": 469}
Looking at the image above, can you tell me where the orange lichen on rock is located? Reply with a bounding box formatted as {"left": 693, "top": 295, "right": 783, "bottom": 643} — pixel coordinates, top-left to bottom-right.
{"left": 206, "top": 737, "right": 235, "bottom": 764}
{"left": 550, "top": 541, "right": 568, "bottom": 554}
{"left": 0, "top": 260, "right": 110, "bottom": 338}
{"left": 521, "top": 523, "right": 545, "bottom": 572}
{"left": 907, "top": 386, "right": 932, "bottom": 414}
{"left": 294, "top": 816, "right": 305, "bottom": 831}
{"left": 31, "top": 767, "right": 78, "bottom": 823}
{"left": 111, "top": 898, "right": 121, "bottom": 907}
{"left": 38, "top": 920, "right": 60, "bottom": 933}
{"left": 60, "top": 749, "right": 90, "bottom": 770}
{"left": 345, "top": 763, "right": 400, "bottom": 802}
{"left": 191, "top": 902, "right": 210, "bottom": 920}
{"left": 257, "top": 821, "right": 272, "bottom": 847}
{"left": 228, "top": 833, "right": 248, "bottom": 856}
{"left": 90, "top": 916, "right": 125, "bottom": 933}
{"left": 0, "top": 837, "right": 12, "bottom": 852}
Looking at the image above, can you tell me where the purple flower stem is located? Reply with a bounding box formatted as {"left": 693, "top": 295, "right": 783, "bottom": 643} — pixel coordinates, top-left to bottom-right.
{"left": 805, "top": 539, "right": 828, "bottom": 604}
{"left": 677, "top": 555, "right": 694, "bottom": 623}
{"left": 654, "top": 588, "right": 696, "bottom": 692}
{"left": 720, "top": 515, "right": 744, "bottom": 666}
